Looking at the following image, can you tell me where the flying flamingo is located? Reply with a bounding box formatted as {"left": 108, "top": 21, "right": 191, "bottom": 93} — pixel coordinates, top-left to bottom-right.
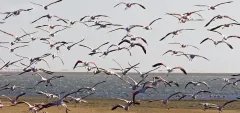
{"left": 185, "top": 81, "right": 210, "bottom": 89}
{"left": 208, "top": 23, "right": 240, "bottom": 31}
{"left": 194, "top": 1, "right": 233, "bottom": 10}
{"left": 162, "top": 50, "right": 185, "bottom": 56}
{"left": 35, "top": 24, "right": 70, "bottom": 30}
{"left": 118, "top": 39, "right": 147, "bottom": 54}
{"left": 161, "top": 92, "right": 183, "bottom": 110}
{"left": 122, "top": 34, "right": 148, "bottom": 45}
{"left": 79, "top": 42, "right": 109, "bottom": 55}
{"left": 205, "top": 15, "right": 238, "bottom": 27}
{"left": 31, "top": 14, "right": 61, "bottom": 24}
{"left": 200, "top": 38, "right": 233, "bottom": 49}
{"left": 168, "top": 42, "right": 199, "bottom": 50}
{"left": 1, "top": 92, "right": 26, "bottom": 105}
{"left": 135, "top": 18, "right": 162, "bottom": 30}
{"left": 30, "top": 0, "right": 63, "bottom": 10}
{"left": 67, "top": 92, "right": 94, "bottom": 107}
{"left": 35, "top": 73, "right": 64, "bottom": 87}
{"left": 160, "top": 29, "right": 195, "bottom": 41}
{"left": 209, "top": 100, "right": 238, "bottom": 113}
{"left": 114, "top": 2, "right": 146, "bottom": 10}
{"left": 73, "top": 60, "right": 96, "bottom": 69}
{"left": 108, "top": 25, "right": 144, "bottom": 33}
{"left": 112, "top": 98, "right": 139, "bottom": 111}
{"left": 14, "top": 101, "right": 39, "bottom": 113}
{"left": 152, "top": 63, "right": 187, "bottom": 76}
{"left": 0, "top": 45, "right": 28, "bottom": 53}
{"left": 175, "top": 54, "right": 210, "bottom": 61}
{"left": 210, "top": 30, "right": 240, "bottom": 41}
{"left": 80, "top": 15, "right": 110, "bottom": 22}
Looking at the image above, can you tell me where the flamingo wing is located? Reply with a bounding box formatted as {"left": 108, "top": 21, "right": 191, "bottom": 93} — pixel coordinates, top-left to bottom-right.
{"left": 213, "top": 1, "right": 233, "bottom": 8}
{"left": 114, "top": 2, "right": 127, "bottom": 8}
{"left": 149, "top": 18, "right": 162, "bottom": 26}
{"left": 152, "top": 63, "right": 166, "bottom": 67}
{"left": 111, "top": 104, "right": 124, "bottom": 110}
{"left": 205, "top": 16, "right": 218, "bottom": 27}
{"left": 46, "top": 0, "right": 62, "bottom": 7}
{"left": 132, "top": 3, "right": 146, "bottom": 9}
{"left": 118, "top": 39, "right": 131, "bottom": 45}
{"left": 29, "top": 2, "right": 43, "bottom": 7}
{"left": 15, "top": 92, "right": 26, "bottom": 101}
{"left": 200, "top": 38, "right": 215, "bottom": 44}
{"left": 134, "top": 43, "right": 146, "bottom": 54}
{"left": 208, "top": 25, "right": 224, "bottom": 31}
{"left": 222, "top": 100, "right": 238, "bottom": 107}
{"left": 219, "top": 41, "right": 233, "bottom": 49}
{"left": 172, "top": 67, "right": 187, "bottom": 75}
{"left": 160, "top": 32, "right": 172, "bottom": 41}
{"left": 108, "top": 28, "right": 125, "bottom": 33}
{"left": 223, "top": 16, "right": 238, "bottom": 23}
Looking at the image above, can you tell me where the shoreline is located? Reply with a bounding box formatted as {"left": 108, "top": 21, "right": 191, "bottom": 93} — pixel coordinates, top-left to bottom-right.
{"left": 0, "top": 71, "right": 237, "bottom": 76}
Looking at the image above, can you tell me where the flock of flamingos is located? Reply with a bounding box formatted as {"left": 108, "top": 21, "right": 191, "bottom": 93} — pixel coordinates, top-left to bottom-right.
{"left": 0, "top": 0, "right": 240, "bottom": 113}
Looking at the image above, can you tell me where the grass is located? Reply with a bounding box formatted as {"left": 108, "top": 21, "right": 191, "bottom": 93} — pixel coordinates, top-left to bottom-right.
{"left": 0, "top": 97, "right": 240, "bottom": 113}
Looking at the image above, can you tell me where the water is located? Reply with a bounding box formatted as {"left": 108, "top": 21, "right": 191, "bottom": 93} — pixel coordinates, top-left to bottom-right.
{"left": 0, "top": 72, "right": 239, "bottom": 100}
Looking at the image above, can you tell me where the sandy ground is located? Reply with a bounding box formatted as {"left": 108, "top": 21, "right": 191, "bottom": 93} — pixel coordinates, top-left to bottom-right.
{"left": 0, "top": 98, "right": 239, "bottom": 113}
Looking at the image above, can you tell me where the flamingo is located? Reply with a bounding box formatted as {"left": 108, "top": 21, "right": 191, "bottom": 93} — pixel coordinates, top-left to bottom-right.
{"left": 200, "top": 38, "right": 233, "bottom": 49}
{"left": 79, "top": 42, "right": 109, "bottom": 55}
{"left": 209, "top": 100, "right": 238, "bottom": 113}
{"left": 0, "top": 29, "right": 30, "bottom": 42}
{"left": 162, "top": 50, "right": 185, "bottom": 56}
{"left": 210, "top": 30, "right": 240, "bottom": 41}
{"left": 36, "top": 90, "right": 59, "bottom": 100}
{"left": 31, "top": 14, "right": 61, "bottom": 24}
{"left": 185, "top": 81, "right": 210, "bottom": 89}
{"left": 208, "top": 23, "right": 240, "bottom": 31}
{"left": 30, "top": 0, "right": 63, "bottom": 10}
{"left": 0, "top": 59, "right": 23, "bottom": 70}
{"left": 112, "top": 98, "right": 139, "bottom": 111}
{"left": 161, "top": 92, "right": 183, "bottom": 110}
{"left": 205, "top": 15, "right": 238, "bottom": 27}
{"left": 37, "top": 90, "right": 81, "bottom": 112}
{"left": 108, "top": 25, "right": 144, "bottom": 33}
{"left": 191, "top": 90, "right": 211, "bottom": 99}
{"left": 67, "top": 92, "right": 94, "bottom": 107}
{"left": 197, "top": 103, "right": 218, "bottom": 111}
{"left": 0, "top": 45, "right": 28, "bottom": 53}
{"left": 160, "top": 29, "right": 195, "bottom": 41}
{"left": 152, "top": 63, "right": 187, "bottom": 76}
{"left": 99, "top": 47, "right": 132, "bottom": 57}
{"left": 0, "top": 84, "right": 25, "bottom": 92}
{"left": 35, "top": 24, "right": 70, "bottom": 30}
{"left": 89, "top": 23, "right": 122, "bottom": 30}
{"left": 122, "top": 34, "right": 148, "bottom": 45}
{"left": 80, "top": 81, "right": 106, "bottom": 92}
{"left": 114, "top": 2, "right": 146, "bottom": 10}
{"left": 118, "top": 39, "right": 147, "bottom": 54}
{"left": 175, "top": 54, "right": 210, "bottom": 61}
{"left": 168, "top": 42, "right": 199, "bottom": 50}
{"left": 20, "top": 28, "right": 39, "bottom": 42}
{"left": 35, "top": 73, "right": 64, "bottom": 87}
{"left": 132, "top": 85, "right": 156, "bottom": 103}
{"left": 1, "top": 92, "right": 26, "bottom": 105}
{"left": 73, "top": 60, "right": 96, "bottom": 69}
{"left": 194, "top": 1, "right": 233, "bottom": 10}
{"left": 37, "top": 27, "right": 68, "bottom": 37}
{"left": 2, "top": 8, "right": 33, "bottom": 20}
{"left": 14, "top": 101, "right": 39, "bottom": 113}
{"left": 135, "top": 18, "right": 162, "bottom": 30}
{"left": 80, "top": 15, "right": 110, "bottom": 22}
{"left": 111, "top": 59, "right": 140, "bottom": 75}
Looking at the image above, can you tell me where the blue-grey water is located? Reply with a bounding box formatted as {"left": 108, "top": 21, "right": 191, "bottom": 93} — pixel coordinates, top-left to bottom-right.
{"left": 0, "top": 72, "right": 239, "bottom": 100}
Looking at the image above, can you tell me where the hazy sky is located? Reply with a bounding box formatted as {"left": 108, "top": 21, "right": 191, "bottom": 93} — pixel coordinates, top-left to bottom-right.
{"left": 0, "top": 0, "right": 240, "bottom": 73}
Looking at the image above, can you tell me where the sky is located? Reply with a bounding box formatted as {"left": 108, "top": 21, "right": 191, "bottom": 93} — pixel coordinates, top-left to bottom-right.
{"left": 0, "top": 0, "right": 240, "bottom": 73}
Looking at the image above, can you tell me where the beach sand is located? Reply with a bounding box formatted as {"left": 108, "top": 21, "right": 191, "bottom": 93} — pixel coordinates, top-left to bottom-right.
{"left": 0, "top": 97, "right": 239, "bottom": 113}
